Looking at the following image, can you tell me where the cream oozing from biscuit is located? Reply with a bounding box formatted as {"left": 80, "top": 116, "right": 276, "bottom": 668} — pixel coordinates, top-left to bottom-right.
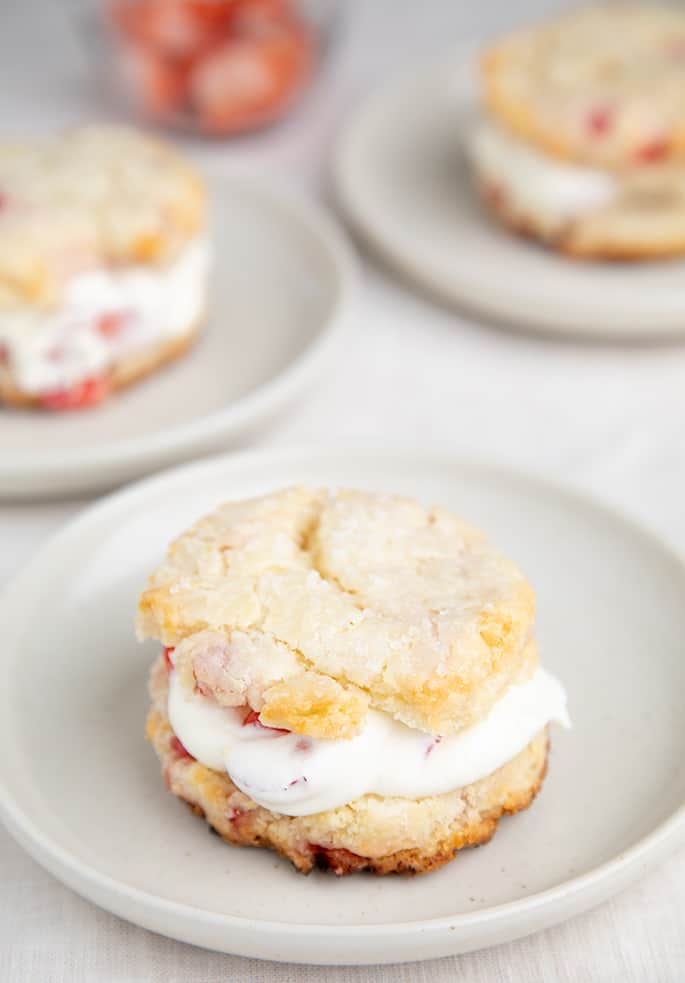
{"left": 0, "top": 237, "right": 209, "bottom": 395}
{"left": 469, "top": 117, "right": 618, "bottom": 229}
{"left": 167, "top": 661, "right": 569, "bottom": 816}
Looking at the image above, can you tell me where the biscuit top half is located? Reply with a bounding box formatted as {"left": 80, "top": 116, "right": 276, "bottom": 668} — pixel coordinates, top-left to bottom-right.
{"left": 137, "top": 487, "right": 536, "bottom": 738}
{"left": 482, "top": 4, "right": 685, "bottom": 169}
{"left": 0, "top": 125, "right": 205, "bottom": 311}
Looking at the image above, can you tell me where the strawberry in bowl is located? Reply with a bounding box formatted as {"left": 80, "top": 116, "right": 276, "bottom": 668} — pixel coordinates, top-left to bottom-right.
{"left": 104, "top": 0, "right": 326, "bottom": 135}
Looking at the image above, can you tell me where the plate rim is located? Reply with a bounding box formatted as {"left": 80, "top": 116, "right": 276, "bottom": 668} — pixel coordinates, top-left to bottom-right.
{"left": 1, "top": 446, "right": 684, "bottom": 959}
{"left": 331, "top": 50, "right": 685, "bottom": 343}
{"left": 0, "top": 175, "right": 358, "bottom": 492}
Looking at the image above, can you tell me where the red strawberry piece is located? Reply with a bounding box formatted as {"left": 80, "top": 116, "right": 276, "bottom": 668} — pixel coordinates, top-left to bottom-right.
{"left": 163, "top": 646, "right": 175, "bottom": 670}
{"left": 635, "top": 138, "right": 669, "bottom": 164}
{"left": 39, "top": 375, "right": 110, "bottom": 411}
{"left": 309, "top": 844, "right": 364, "bottom": 874}
{"left": 234, "top": 0, "right": 289, "bottom": 18}
{"left": 483, "top": 180, "right": 506, "bottom": 208}
{"left": 121, "top": 43, "right": 190, "bottom": 116}
{"left": 190, "top": 26, "right": 315, "bottom": 133}
{"left": 170, "top": 735, "right": 195, "bottom": 760}
{"left": 635, "top": 137, "right": 668, "bottom": 164}
{"left": 185, "top": 0, "right": 236, "bottom": 32}
{"left": 242, "top": 708, "right": 290, "bottom": 733}
{"left": 46, "top": 346, "right": 65, "bottom": 364}
{"left": 227, "top": 804, "right": 254, "bottom": 835}
{"left": 587, "top": 106, "right": 613, "bottom": 137}
{"left": 109, "top": 0, "right": 216, "bottom": 57}
{"left": 108, "top": 0, "right": 146, "bottom": 41}
{"left": 98, "top": 311, "right": 131, "bottom": 337}
{"left": 231, "top": 0, "right": 294, "bottom": 40}
{"left": 190, "top": 40, "right": 278, "bottom": 132}
{"left": 666, "top": 37, "right": 685, "bottom": 61}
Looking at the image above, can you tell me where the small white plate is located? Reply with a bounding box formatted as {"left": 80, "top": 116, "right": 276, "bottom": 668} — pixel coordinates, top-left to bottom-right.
{"left": 333, "top": 53, "right": 685, "bottom": 341}
{"left": 0, "top": 178, "right": 355, "bottom": 499}
{"left": 2, "top": 449, "right": 685, "bottom": 963}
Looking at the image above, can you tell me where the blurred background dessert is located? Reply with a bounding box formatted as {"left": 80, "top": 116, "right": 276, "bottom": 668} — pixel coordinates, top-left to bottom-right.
{"left": 0, "top": 125, "right": 208, "bottom": 410}
{"left": 469, "top": 4, "right": 685, "bottom": 259}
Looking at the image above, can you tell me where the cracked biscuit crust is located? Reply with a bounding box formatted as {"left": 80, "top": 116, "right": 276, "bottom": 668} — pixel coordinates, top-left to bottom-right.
{"left": 483, "top": 5, "right": 685, "bottom": 169}
{"left": 137, "top": 486, "right": 536, "bottom": 737}
{"left": 147, "top": 655, "right": 549, "bottom": 875}
{"left": 0, "top": 125, "right": 205, "bottom": 310}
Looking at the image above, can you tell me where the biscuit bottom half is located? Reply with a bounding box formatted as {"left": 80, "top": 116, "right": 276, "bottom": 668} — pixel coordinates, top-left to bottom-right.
{"left": 0, "top": 317, "right": 202, "bottom": 410}
{"left": 475, "top": 178, "right": 685, "bottom": 261}
{"left": 146, "top": 659, "right": 549, "bottom": 876}
{"left": 469, "top": 118, "right": 685, "bottom": 261}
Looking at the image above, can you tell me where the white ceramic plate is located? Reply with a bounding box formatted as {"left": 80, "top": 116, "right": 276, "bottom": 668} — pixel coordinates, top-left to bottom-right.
{"left": 1, "top": 448, "right": 684, "bottom": 965}
{"left": 333, "top": 53, "right": 685, "bottom": 341}
{"left": 0, "top": 178, "right": 355, "bottom": 499}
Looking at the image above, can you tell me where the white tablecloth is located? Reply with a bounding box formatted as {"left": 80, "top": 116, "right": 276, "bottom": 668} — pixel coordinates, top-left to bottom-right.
{"left": 1, "top": 0, "right": 684, "bottom": 978}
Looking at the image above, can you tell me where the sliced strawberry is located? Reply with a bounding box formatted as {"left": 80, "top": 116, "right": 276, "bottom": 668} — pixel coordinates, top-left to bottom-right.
{"left": 635, "top": 138, "right": 669, "bottom": 164}
{"left": 170, "top": 735, "right": 195, "bottom": 760}
{"left": 190, "top": 26, "right": 315, "bottom": 133}
{"left": 666, "top": 36, "right": 685, "bottom": 61}
{"left": 226, "top": 804, "right": 255, "bottom": 835}
{"left": 231, "top": 0, "right": 294, "bottom": 40}
{"left": 309, "top": 844, "right": 364, "bottom": 874}
{"left": 163, "top": 646, "right": 175, "bottom": 670}
{"left": 109, "top": 0, "right": 146, "bottom": 40}
{"left": 483, "top": 180, "right": 506, "bottom": 208}
{"left": 39, "top": 375, "right": 110, "bottom": 411}
{"left": 109, "top": 0, "right": 218, "bottom": 57}
{"left": 586, "top": 106, "right": 613, "bottom": 137}
{"left": 190, "top": 40, "right": 279, "bottom": 132}
{"left": 185, "top": 0, "right": 237, "bottom": 32}
{"left": 234, "top": 0, "right": 289, "bottom": 18}
{"left": 242, "top": 708, "right": 289, "bottom": 733}
{"left": 98, "top": 311, "right": 132, "bottom": 338}
{"left": 46, "top": 345, "right": 65, "bottom": 364}
{"left": 121, "top": 43, "right": 190, "bottom": 116}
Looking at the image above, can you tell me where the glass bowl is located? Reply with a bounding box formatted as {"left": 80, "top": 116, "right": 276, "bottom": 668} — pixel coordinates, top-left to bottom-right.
{"left": 91, "top": 0, "right": 337, "bottom": 136}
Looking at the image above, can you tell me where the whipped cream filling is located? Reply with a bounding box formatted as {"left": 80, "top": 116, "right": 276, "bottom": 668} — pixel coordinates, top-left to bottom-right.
{"left": 0, "top": 237, "right": 209, "bottom": 395}
{"left": 168, "top": 663, "right": 570, "bottom": 817}
{"left": 468, "top": 117, "right": 618, "bottom": 228}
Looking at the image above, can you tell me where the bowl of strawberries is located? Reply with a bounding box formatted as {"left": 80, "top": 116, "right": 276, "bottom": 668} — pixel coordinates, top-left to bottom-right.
{"left": 100, "top": 0, "right": 334, "bottom": 135}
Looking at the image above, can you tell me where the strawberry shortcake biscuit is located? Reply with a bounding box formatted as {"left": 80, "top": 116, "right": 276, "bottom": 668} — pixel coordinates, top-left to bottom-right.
{"left": 469, "top": 4, "right": 685, "bottom": 258}
{"left": 139, "top": 487, "right": 569, "bottom": 876}
{"left": 0, "top": 125, "right": 208, "bottom": 410}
